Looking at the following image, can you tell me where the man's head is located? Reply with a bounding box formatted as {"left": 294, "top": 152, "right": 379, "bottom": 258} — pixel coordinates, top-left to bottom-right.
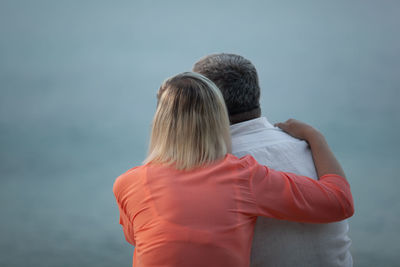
{"left": 193, "top": 53, "right": 261, "bottom": 124}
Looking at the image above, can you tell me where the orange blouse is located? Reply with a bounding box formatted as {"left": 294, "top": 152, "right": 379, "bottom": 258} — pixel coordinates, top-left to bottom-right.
{"left": 113, "top": 154, "right": 354, "bottom": 267}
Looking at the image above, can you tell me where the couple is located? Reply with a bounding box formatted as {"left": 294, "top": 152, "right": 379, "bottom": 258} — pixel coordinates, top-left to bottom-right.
{"left": 113, "top": 54, "right": 354, "bottom": 267}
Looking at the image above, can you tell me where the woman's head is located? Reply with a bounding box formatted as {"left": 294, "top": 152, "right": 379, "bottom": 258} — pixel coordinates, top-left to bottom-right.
{"left": 145, "top": 72, "right": 231, "bottom": 170}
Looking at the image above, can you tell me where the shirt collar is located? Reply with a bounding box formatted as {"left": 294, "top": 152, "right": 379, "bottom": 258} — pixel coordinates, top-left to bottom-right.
{"left": 230, "top": 117, "right": 275, "bottom": 136}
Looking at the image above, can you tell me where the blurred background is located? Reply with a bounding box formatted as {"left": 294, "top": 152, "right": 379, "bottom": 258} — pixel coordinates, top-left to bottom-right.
{"left": 0, "top": 0, "right": 399, "bottom": 266}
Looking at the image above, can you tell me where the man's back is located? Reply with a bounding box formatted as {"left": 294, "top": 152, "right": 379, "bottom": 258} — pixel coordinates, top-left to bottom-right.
{"left": 231, "top": 117, "right": 352, "bottom": 267}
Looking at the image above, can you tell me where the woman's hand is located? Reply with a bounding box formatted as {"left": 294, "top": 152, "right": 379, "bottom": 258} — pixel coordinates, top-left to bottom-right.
{"left": 274, "top": 118, "right": 322, "bottom": 142}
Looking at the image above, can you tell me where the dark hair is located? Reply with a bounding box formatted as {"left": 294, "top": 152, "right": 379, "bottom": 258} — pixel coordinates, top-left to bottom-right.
{"left": 193, "top": 53, "right": 260, "bottom": 116}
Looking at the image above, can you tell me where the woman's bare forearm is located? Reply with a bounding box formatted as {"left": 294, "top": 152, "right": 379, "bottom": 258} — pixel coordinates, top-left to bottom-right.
{"left": 305, "top": 130, "right": 346, "bottom": 178}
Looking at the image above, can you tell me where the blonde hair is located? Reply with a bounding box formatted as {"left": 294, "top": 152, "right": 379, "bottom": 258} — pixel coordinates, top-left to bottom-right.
{"left": 144, "top": 72, "right": 231, "bottom": 170}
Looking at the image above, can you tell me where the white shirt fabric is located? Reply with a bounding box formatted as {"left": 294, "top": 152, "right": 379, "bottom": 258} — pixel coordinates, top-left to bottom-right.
{"left": 231, "top": 117, "right": 352, "bottom": 267}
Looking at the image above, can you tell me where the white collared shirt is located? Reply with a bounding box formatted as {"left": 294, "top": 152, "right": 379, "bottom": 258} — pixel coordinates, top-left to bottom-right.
{"left": 231, "top": 117, "right": 352, "bottom": 267}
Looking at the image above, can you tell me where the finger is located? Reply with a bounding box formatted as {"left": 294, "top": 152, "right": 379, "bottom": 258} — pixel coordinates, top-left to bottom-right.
{"left": 275, "top": 122, "right": 286, "bottom": 130}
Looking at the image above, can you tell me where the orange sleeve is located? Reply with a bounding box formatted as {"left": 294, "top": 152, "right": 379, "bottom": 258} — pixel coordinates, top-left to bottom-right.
{"left": 245, "top": 156, "right": 354, "bottom": 223}
{"left": 113, "top": 175, "right": 136, "bottom": 246}
{"left": 116, "top": 203, "right": 136, "bottom": 246}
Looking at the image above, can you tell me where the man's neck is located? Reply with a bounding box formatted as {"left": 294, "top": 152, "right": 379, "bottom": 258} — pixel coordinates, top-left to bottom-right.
{"left": 229, "top": 108, "right": 261, "bottom": 125}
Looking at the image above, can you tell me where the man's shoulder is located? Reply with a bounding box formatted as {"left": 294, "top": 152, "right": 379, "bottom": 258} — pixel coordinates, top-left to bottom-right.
{"left": 231, "top": 119, "right": 317, "bottom": 176}
{"left": 231, "top": 125, "right": 308, "bottom": 152}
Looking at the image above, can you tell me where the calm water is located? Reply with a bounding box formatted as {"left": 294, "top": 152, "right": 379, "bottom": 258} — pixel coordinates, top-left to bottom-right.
{"left": 1, "top": 1, "right": 399, "bottom": 266}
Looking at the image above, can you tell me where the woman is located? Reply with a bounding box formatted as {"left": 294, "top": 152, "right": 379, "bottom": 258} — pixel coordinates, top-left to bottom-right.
{"left": 113, "top": 72, "right": 354, "bottom": 267}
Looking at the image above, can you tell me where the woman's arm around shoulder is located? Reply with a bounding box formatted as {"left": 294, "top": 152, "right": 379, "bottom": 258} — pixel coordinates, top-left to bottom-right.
{"left": 247, "top": 119, "right": 354, "bottom": 223}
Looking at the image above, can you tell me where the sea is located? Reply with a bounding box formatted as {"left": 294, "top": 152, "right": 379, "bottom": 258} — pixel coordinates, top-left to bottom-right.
{"left": 0, "top": 1, "right": 399, "bottom": 266}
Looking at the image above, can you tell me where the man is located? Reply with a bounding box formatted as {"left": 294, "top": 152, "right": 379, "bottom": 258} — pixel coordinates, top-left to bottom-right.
{"left": 193, "top": 53, "right": 352, "bottom": 267}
